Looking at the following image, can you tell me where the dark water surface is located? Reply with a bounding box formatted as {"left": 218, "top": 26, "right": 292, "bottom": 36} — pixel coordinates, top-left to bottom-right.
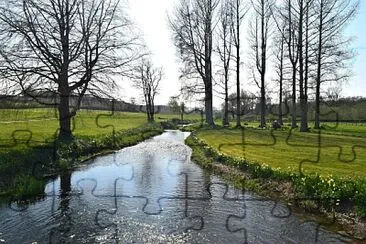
{"left": 0, "top": 130, "right": 349, "bottom": 243}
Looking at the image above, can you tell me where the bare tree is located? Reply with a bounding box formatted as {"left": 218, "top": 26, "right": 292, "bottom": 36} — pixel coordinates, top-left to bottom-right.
{"left": 249, "top": 0, "right": 274, "bottom": 128}
{"left": 217, "top": 0, "right": 233, "bottom": 126}
{"left": 273, "top": 20, "right": 289, "bottom": 125}
{"left": 231, "top": 0, "right": 248, "bottom": 127}
{"left": 275, "top": 0, "right": 300, "bottom": 129}
{"left": 0, "top": 0, "right": 139, "bottom": 140}
{"left": 133, "top": 59, "right": 163, "bottom": 122}
{"left": 313, "top": 0, "right": 359, "bottom": 129}
{"left": 169, "top": 0, "right": 219, "bottom": 126}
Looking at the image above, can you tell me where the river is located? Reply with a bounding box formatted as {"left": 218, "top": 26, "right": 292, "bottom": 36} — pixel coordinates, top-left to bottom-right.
{"left": 0, "top": 130, "right": 349, "bottom": 243}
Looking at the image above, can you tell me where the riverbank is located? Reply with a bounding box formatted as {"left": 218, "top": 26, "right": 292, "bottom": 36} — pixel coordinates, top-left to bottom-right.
{"left": 185, "top": 131, "right": 366, "bottom": 240}
{"left": 0, "top": 122, "right": 165, "bottom": 199}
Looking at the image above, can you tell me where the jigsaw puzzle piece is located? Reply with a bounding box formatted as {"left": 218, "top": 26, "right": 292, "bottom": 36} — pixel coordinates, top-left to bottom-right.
{"left": 181, "top": 181, "right": 248, "bottom": 243}
{"left": 227, "top": 196, "right": 349, "bottom": 243}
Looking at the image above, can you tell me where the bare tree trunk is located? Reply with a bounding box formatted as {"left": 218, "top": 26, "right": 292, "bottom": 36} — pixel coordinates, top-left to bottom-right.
{"left": 279, "top": 81, "right": 283, "bottom": 125}
{"left": 58, "top": 93, "right": 72, "bottom": 140}
{"left": 260, "top": 0, "right": 266, "bottom": 128}
{"left": 205, "top": 0, "right": 215, "bottom": 126}
{"left": 150, "top": 93, "right": 155, "bottom": 122}
{"left": 304, "top": 0, "right": 310, "bottom": 130}
{"left": 278, "top": 36, "right": 284, "bottom": 125}
{"left": 236, "top": 52, "right": 241, "bottom": 127}
{"left": 291, "top": 68, "right": 297, "bottom": 129}
{"left": 58, "top": 68, "right": 72, "bottom": 140}
{"left": 298, "top": 0, "right": 308, "bottom": 132}
{"left": 251, "top": 0, "right": 271, "bottom": 128}
{"left": 205, "top": 80, "right": 214, "bottom": 125}
{"left": 218, "top": 1, "right": 231, "bottom": 127}
{"left": 314, "top": 0, "right": 323, "bottom": 130}
{"left": 235, "top": 0, "right": 241, "bottom": 128}
{"left": 223, "top": 78, "right": 229, "bottom": 126}
{"left": 286, "top": 0, "right": 298, "bottom": 129}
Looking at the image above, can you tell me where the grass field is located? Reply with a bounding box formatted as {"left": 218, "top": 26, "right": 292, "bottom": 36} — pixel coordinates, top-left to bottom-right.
{"left": 0, "top": 108, "right": 200, "bottom": 151}
{"left": 197, "top": 127, "right": 366, "bottom": 179}
{"left": 1, "top": 108, "right": 364, "bottom": 179}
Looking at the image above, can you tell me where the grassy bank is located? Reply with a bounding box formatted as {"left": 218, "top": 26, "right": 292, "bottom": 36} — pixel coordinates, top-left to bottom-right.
{"left": 0, "top": 108, "right": 200, "bottom": 152}
{"left": 186, "top": 126, "right": 366, "bottom": 218}
{"left": 197, "top": 127, "right": 366, "bottom": 178}
{"left": 0, "top": 122, "right": 165, "bottom": 198}
{"left": 0, "top": 107, "right": 191, "bottom": 198}
{"left": 0, "top": 108, "right": 203, "bottom": 199}
{"left": 186, "top": 131, "right": 366, "bottom": 238}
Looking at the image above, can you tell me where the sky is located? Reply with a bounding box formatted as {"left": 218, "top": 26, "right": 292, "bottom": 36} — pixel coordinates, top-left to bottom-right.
{"left": 122, "top": 0, "right": 366, "bottom": 107}
{"left": 343, "top": 1, "right": 366, "bottom": 97}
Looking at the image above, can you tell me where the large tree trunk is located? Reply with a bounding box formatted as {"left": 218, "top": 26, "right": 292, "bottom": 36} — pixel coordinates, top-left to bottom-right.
{"left": 58, "top": 82, "right": 72, "bottom": 140}
{"left": 204, "top": 0, "right": 215, "bottom": 126}
{"left": 205, "top": 80, "right": 214, "bottom": 125}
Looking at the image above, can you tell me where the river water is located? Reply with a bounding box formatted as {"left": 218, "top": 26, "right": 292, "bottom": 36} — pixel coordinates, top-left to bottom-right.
{"left": 0, "top": 130, "right": 349, "bottom": 243}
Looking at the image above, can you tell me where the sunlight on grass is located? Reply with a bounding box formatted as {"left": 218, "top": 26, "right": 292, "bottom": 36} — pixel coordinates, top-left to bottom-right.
{"left": 0, "top": 108, "right": 197, "bottom": 151}
{"left": 198, "top": 127, "right": 366, "bottom": 179}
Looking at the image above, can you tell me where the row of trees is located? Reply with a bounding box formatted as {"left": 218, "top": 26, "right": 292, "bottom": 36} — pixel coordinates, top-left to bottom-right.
{"left": 169, "top": 0, "right": 359, "bottom": 131}
{"left": 0, "top": 0, "right": 163, "bottom": 139}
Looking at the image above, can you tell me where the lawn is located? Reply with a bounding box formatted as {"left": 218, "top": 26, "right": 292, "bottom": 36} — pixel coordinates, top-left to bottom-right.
{"left": 197, "top": 127, "right": 366, "bottom": 179}
{"left": 0, "top": 108, "right": 199, "bottom": 151}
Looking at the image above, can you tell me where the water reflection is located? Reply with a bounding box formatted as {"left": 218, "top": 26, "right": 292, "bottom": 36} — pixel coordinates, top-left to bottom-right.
{"left": 0, "top": 131, "right": 350, "bottom": 243}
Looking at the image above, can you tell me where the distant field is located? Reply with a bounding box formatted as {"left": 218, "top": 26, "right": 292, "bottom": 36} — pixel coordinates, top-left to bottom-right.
{"left": 198, "top": 127, "right": 366, "bottom": 179}
{"left": 0, "top": 108, "right": 199, "bottom": 151}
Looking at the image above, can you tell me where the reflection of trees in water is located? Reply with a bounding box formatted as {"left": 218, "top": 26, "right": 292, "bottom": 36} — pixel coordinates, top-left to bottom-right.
{"left": 60, "top": 172, "right": 71, "bottom": 213}
{"left": 134, "top": 151, "right": 155, "bottom": 194}
{"left": 193, "top": 171, "right": 213, "bottom": 217}
{"left": 49, "top": 172, "right": 72, "bottom": 243}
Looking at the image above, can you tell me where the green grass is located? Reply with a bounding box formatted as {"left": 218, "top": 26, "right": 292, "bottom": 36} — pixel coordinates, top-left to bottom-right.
{"left": 0, "top": 108, "right": 200, "bottom": 151}
{"left": 0, "top": 107, "right": 200, "bottom": 197}
{"left": 197, "top": 127, "right": 366, "bottom": 179}
{"left": 315, "top": 122, "right": 366, "bottom": 137}
{"left": 0, "top": 120, "right": 165, "bottom": 198}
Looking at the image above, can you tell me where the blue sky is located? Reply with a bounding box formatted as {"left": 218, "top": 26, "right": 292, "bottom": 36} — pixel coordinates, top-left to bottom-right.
{"left": 343, "top": 1, "right": 366, "bottom": 97}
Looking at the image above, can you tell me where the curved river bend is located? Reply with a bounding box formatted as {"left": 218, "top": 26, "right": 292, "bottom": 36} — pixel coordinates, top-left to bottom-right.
{"left": 0, "top": 130, "right": 349, "bottom": 243}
